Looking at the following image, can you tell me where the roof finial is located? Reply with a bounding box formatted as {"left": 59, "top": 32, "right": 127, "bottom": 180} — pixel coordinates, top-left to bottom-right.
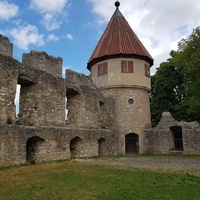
{"left": 115, "top": 1, "right": 120, "bottom": 8}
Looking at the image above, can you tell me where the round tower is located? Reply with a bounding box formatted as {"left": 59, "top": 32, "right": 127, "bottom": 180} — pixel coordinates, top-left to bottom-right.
{"left": 87, "top": 1, "right": 153, "bottom": 155}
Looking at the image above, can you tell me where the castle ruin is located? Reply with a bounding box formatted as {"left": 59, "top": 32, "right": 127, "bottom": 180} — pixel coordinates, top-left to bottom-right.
{"left": 0, "top": 2, "right": 200, "bottom": 166}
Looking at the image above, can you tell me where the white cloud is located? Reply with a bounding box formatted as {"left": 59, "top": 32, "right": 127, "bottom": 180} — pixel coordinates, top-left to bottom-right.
{"left": 66, "top": 33, "right": 73, "bottom": 40}
{"left": 0, "top": 1, "right": 19, "bottom": 20}
{"left": 30, "top": 0, "right": 68, "bottom": 13}
{"left": 30, "top": 0, "right": 68, "bottom": 31}
{"left": 41, "top": 13, "right": 62, "bottom": 31}
{"left": 47, "top": 33, "right": 59, "bottom": 41}
{"left": 87, "top": 0, "right": 200, "bottom": 74}
{"left": 10, "top": 25, "right": 45, "bottom": 50}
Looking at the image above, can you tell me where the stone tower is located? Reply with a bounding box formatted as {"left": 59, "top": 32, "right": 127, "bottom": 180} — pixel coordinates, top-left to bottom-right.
{"left": 87, "top": 1, "right": 154, "bottom": 154}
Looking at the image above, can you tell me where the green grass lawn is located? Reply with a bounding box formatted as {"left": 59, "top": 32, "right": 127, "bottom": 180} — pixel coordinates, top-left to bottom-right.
{"left": 0, "top": 160, "right": 200, "bottom": 200}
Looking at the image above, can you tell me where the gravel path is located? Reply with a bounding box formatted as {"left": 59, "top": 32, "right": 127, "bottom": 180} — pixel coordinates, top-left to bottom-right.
{"left": 75, "top": 156, "right": 200, "bottom": 172}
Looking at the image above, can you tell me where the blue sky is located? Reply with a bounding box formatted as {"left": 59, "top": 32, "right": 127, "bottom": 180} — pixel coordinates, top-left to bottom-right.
{"left": 1, "top": 0, "right": 200, "bottom": 76}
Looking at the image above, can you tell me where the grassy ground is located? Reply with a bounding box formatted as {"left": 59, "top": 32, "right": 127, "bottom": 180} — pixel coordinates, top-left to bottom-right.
{"left": 0, "top": 159, "right": 200, "bottom": 200}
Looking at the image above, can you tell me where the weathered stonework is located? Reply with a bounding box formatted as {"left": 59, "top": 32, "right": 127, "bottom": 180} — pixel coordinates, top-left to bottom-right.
{"left": 66, "top": 70, "right": 101, "bottom": 128}
{"left": 18, "top": 71, "right": 66, "bottom": 127}
{"left": 0, "top": 55, "right": 18, "bottom": 125}
{"left": 1, "top": 32, "right": 200, "bottom": 166}
{"left": 22, "top": 50, "right": 62, "bottom": 78}
{"left": 66, "top": 69, "right": 116, "bottom": 129}
{"left": 0, "top": 34, "right": 13, "bottom": 57}
{"left": 144, "top": 112, "right": 200, "bottom": 155}
{"left": 0, "top": 125, "right": 117, "bottom": 166}
{"left": 0, "top": 34, "right": 118, "bottom": 166}
{"left": 101, "top": 87, "right": 151, "bottom": 154}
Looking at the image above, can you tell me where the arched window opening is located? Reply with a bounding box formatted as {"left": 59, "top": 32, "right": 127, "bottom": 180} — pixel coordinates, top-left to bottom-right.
{"left": 26, "top": 136, "right": 45, "bottom": 164}
{"left": 125, "top": 133, "right": 139, "bottom": 155}
{"left": 170, "top": 126, "right": 183, "bottom": 150}
{"left": 98, "top": 138, "right": 106, "bottom": 156}
{"left": 70, "top": 136, "right": 83, "bottom": 159}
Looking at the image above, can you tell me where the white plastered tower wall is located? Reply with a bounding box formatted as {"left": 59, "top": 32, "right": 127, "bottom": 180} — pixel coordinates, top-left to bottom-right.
{"left": 90, "top": 57, "right": 151, "bottom": 154}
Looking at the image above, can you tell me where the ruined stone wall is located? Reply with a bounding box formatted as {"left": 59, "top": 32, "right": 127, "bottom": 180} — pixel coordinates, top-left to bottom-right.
{"left": 183, "top": 129, "right": 200, "bottom": 155}
{"left": 22, "top": 51, "right": 62, "bottom": 78}
{"left": 66, "top": 70, "right": 102, "bottom": 129}
{"left": 0, "top": 125, "right": 117, "bottom": 166}
{"left": 99, "top": 97, "right": 116, "bottom": 130}
{"left": 0, "top": 47, "right": 63, "bottom": 128}
{"left": 18, "top": 71, "right": 66, "bottom": 127}
{"left": 143, "top": 129, "right": 174, "bottom": 154}
{"left": 143, "top": 112, "right": 200, "bottom": 155}
{"left": 0, "top": 34, "right": 13, "bottom": 57}
{"left": 0, "top": 55, "right": 18, "bottom": 125}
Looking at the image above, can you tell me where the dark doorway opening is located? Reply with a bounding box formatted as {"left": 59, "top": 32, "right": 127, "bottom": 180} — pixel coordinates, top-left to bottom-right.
{"left": 70, "top": 136, "right": 83, "bottom": 158}
{"left": 26, "top": 136, "right": 45, "bottom": 164}
{"left": 170, "top": 126, "right": 183, "bottom": 150}
{"left": 125, "top": 133, "right": 139, "bottom": 155}
{"left": 98, "top": 138, "right": 106, "bottom": 156}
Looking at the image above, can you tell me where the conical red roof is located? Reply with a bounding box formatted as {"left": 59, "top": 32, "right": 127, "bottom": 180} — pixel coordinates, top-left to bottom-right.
{"left": 87, "top": 2, "right": 153, "bottom": 70}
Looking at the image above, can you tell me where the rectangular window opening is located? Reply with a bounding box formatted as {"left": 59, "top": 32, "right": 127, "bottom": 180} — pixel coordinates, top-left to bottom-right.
{"left": 145, "top": 64, "right": 150, "bottom": 77}
{"left": 98, "top": 62, "right": 108, "bottom": 76}
{"left": 121, "top": 60, "right": 134, "bottom": 73}
{"left": 15, "top": 84, "right": 21, "bottom": 116}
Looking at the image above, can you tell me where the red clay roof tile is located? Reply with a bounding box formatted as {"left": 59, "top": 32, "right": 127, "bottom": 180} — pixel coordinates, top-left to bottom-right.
{"left": 87, "top": 5, "right": 153, "bottom": 70}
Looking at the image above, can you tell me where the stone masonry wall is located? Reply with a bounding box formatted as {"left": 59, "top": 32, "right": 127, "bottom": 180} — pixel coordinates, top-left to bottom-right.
{"left": 183, "top": 129, "right": 200, "bottom": 155}
{"left": 143, "top": 129, "right": 174, "bottom": 154}
{"left": 66, "top": 70, "right": 102, "bottom": 129}
{"left": 0, "top": 55, "right": 18, "bottom": 125}
{"left": 18, "top": 71, "right": 66, "bottom": 127}
{"left": 22, "top": 50, "right": 62, "bottom": 78}
{"left": 143, "top": 112, "right": 200, "bottom": 155}
{"left": 99, "top": 97, "right": 116, "bottom": 130}
{"left": 0, "top": 125, "right": 117, "bottom": 166}
{"left": 0, "top": 34, "right": 13, "bottom": 57}
{"left": 101, "top": 87, "right": 151, "bottom": 154}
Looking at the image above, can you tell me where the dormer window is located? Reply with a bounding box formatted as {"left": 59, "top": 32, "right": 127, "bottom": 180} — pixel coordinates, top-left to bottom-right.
{"left": 145, "top": 64, "right": 150, "bottom": 77}
{"left": 98, "top": 62, "right": 108, "bottom": 76}
{"left": 121, "top": 61, "right": 133, "bottom": 73}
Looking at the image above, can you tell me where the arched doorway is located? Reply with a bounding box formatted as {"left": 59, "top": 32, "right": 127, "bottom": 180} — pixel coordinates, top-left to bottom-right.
{"left": 125, "top": 133, "right": 139, "bottom": 155}
{"left": 26, "top": 136, "right": 45, "bottom": 164}
{"left": 98, "top": 138, "right": 106, "bottom": 156}
{"left": 70, "top": 136, "right": 83, "bottom": 158}
{"left": 170, "top": 126, "right": 183, "bottom": 150}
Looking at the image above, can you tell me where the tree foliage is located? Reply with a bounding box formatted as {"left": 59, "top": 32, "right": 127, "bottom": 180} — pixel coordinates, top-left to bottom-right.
{"left": 151, "top": 27, "right": 200, "bottom": 126}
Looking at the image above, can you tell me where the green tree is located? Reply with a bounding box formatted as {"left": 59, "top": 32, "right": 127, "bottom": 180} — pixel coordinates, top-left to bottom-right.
{"left": 176, "top": 27, "right": 200, "bottom": 121}
{"left": 151, "top": 27, "right": 200, "bottom": 126}
{"left": 150, "top": 55, "right": 185, "bottom": 126}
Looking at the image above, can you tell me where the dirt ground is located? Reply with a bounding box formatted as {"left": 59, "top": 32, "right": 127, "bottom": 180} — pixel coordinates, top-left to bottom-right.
{"left": 75, "top": 156, "right": 200, "bottom": 172}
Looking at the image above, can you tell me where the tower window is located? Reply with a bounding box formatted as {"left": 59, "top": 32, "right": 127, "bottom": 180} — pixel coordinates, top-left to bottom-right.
{"left": 98, "top": 62, "right": 108, "bottom": 76}
{"left": 121, "top": 61, "right": 133, "bottom": 73}
{"left": 145, "top": 64, "right": 150, "bottom": 77}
